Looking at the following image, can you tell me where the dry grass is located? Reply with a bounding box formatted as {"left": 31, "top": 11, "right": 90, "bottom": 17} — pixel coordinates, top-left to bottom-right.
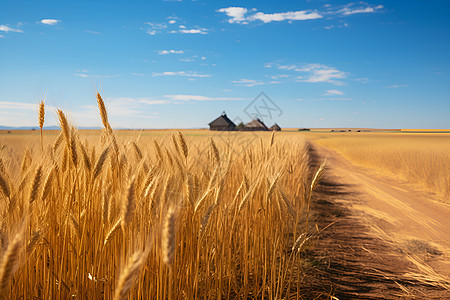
{"left": 0, "top": 95, "right": 321, "bottom": 298}
{"left": 311, "top": 133, "right": 450, "bottom": 201}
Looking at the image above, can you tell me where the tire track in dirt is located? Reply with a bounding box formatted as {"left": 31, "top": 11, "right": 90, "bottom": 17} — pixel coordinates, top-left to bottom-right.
{"left": 305, "top": 143, "right": 450, "bottom": 299}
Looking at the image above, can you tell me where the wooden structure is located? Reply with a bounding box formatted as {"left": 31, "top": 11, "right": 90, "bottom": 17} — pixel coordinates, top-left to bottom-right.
{"left": 208, "top": 112, "right": 236, "bottom": 131}
{"left": 269, "top": 123, "right": 281, "bottom": 131}
{"left": 243, "top": 118, "right": 268, "bottom": 131}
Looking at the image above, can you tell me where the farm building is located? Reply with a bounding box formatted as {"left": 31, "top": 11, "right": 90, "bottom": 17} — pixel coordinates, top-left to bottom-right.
{"left": 208, "top": 112, "right": 236, "bottom": 131}
{"left": 269, "top": 123, "right": 281, "bottom": 131}
{"left": 243, "top": 118, "right": 269, "bottom": 131}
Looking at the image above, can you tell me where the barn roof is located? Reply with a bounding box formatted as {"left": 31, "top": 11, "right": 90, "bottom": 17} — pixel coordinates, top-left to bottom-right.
{"left": 208, "top": 112, "right": 236, "bottom": 127}
{"left": 244, "top": 118, "right": 268, "bottom": 130}
{"left": 269, "top": 123, "right": 281, "bottom": 131}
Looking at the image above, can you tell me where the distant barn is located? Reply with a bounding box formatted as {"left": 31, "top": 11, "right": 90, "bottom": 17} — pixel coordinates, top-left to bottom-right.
{"left": 243, "top": 118, "right": 268, "bottom": 131}
{"left": 208, "top": 112, "right": 236, "bottom": 131}
{"left": 269, "top": 123, "right": 281, "bottom": 131}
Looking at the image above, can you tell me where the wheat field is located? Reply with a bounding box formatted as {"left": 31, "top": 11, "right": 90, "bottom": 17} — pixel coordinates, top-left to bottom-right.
{"left": 310, "top": 133, "right": 450, "bottom": 201}
{"left": 0, "top": 94, "right": 323, "bottom": 299}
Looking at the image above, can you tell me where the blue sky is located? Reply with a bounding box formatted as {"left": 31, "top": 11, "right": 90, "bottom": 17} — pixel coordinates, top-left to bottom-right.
{"left": 0, "top": 0, "right": 449, "bottom": 129}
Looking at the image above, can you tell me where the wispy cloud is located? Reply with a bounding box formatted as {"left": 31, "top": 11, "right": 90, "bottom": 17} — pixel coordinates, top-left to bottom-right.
{"left": 218, "top": 3, "right": 383, "bottom": 25}
{"left": 152, "top": 71, "right": 211, "bottom": 78}
{"left": 0, "top": 25, "right": 23, "bottom": 33}
{"left": 0, "top": 101, "right": 51, "bottom": 111}
{"left": 299, "top": 64, "right": 347, "bottom": 85}
{"left": 338, "top": 4, "right": 384, "bottom": 16}
{"left": 74, "top": 71, "right": 120, "bottom": 79}
{"left": 266, "top": 62, "right": 347, "bottom": 85}
{"left": 85, "top": 30, "right": 101, "bottom": 34}
{"left": 323, "top": 89, "right": 344, "bottom": 96}
{"left": 177, "top": 28, "right": 208, "bottom": 34}
{"left": 157, "top": 50, "right": 184, "bottom": 55}
{"left": 40, "top": 19, "right": 60, "bottom": 25}
{"left": 387, "top": 84, "right": 407, "bottom": 88}
{"left": 145, "top": 22, "right": 167, "bottom": 35}
{"left": 218, "top": 7, "right": 322, "bottom": 24}
{"left": 232, "top": 79, "right": 265, "bottom": 87}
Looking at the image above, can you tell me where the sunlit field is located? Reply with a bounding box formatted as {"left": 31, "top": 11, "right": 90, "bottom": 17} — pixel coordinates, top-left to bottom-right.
{"left": 305, "top": 132, "right": 450, "bottom": 202}
{"left": 0, "top": 96, "right": 326, "bottom": 299}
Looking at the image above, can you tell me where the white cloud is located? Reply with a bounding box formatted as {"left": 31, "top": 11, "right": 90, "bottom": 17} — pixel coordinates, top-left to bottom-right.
{"left": 232, "top": 79, "right": 265, "bottom": 87}
{"left": 40, "top": 19, "right": 60, "bottom": 25}
{"left": 164, "top": 95, "right": 242, "bottom": 101}
{"left": 169, "top": 20, "right": 177, "bottom": 24}
{"left": 152, "top": 71, "right": 211, "bottom": 78}
{"left": 296, "top": 64, "right": 347, "bottom": 85}
{"left": 0, "top": 25, "right": 23, "bottom": 33}
{"left": 323, "top": 89, "right": 344, "bottom": 96}
{"left": 145, "top": 22, "right": 167, "bottom": 35}
{"left": 250, "top": 10, "right": 323, "bottom": 23}
{"left": 86, "top": 30, "right": 101, "bottom": 34}
{"left": 217, "top": 7, "right": 248, "bottom": 23}
{"left": 179, "top": 28, "right": 208, "bottom": 34}
{"left": 158, "top": 50, "right": 184, "bottom": 55}
{"left": 387, "top": 84, "right": 407, "bottom": 88}
{"left": 267, "top": 62, "right": 347, "bottom": 85}
{"left": 218, "top": 7, "right": 322, "bottom": 24}
{"left": 338, "top": 4, "right": 383, "bottom": 16}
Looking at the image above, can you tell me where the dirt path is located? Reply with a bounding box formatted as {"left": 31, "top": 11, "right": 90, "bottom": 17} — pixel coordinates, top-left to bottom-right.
{"left": 306, "top": 143, "right": 450, "bottom": 299}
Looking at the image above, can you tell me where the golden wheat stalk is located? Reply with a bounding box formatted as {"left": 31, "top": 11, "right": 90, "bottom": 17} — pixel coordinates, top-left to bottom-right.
{"left": 162, "top": 207, "right": 176, "bottom": 265}
{"left": 26, "top": 230, "right": 43, "bottom": 255}
{"left": 104, "top": 218, "right": 122, "bottom": 245}
{"left": 210, "top": 138, "right": 220, "bottom": 164}
{"left": 38, "top": 100, "right": 45, "bottom": 151}
{"left": 79, "top": 142, "right": 91, "bottom": 172}
{"left": 113, "top": 251, "right": 145, "bottom": 300}
{"left": 29, "top": 166, "right": 42, "bottom": 205}
{"left": 177, "top": 131, "right": 188, "bottom": 160}
{"left": 121, "top": 178, "right": 136, "bottom": 227}
{"left": 56, "top": 109, "right": 70, "bottom": 147}
{"left": 93, "top": 146, "right": 110, "bottom": 180}
{"left": 69, "top": 130, "right": 78, "bottom": 168}
{"left": 41, "top": 168, "right": 54, "bottom": 201}
{"left": 97, "top": 92, "right": 109, "bottom": 130}
{"left": 0, "top": 171, "right": 10, "bottom": 199}
{"left": 0, "top": 230, "right": 24, "bottom": 292}
{"left": 310, "top": 160, "right": 326, "bottom": 192}
{"left": 52, "top": 131, "right": 63, "bottom": 153}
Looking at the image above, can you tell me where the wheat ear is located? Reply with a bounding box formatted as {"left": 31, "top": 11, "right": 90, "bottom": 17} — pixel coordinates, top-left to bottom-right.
{"left": 104, "top": 218, "right": 122, "bottom": 245}
{"left": 162, "top": 207, "right": 176, "bottom": 265}
{"left": 113, "top": 251, "right": 145, "bottom": 300}
{"left": 0, "top": 230, "right": 24, "bottom": 292}
{"left": 38, "top": 100, "right": 45, "bottom": 151}
{"left": 0, "top": 171, "right": 10, "bottom": 199}
{"left": 29, "top": 166, "right": 42, "bottom": 205}
{"left": 121, "top": 178, "right": 136, "bottom": 227}
{"left": 93, "top": 146, "right": 110, "bottom": 180}
{"left": 177, "top": 131, "right": 188, "bottom": 160}
{"left": 56, "top": 109, "right": 70, "bottom": 147}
